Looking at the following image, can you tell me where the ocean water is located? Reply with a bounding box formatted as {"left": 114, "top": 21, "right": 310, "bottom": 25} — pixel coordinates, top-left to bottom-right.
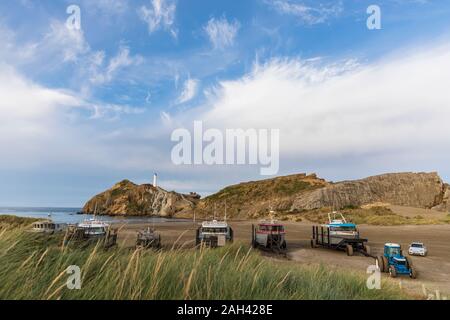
{"left": 0, "top": 207, "right": 188, "bottom": 224}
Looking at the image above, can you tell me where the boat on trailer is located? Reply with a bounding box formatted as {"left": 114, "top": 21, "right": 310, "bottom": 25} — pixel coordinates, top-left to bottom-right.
{"left": 196, "top": 220, "right": 234, "bottom": 248}
{"left": 251, "top": 219, "right": 287, "bottom": 251}
{"left": 77, "top": 218, "right": 110, "bottom": 238}
{"left": 64, "top": 217, "right": 117, "bottom": 248}
{"left": 311, "top": 211, "right": 371, "bottom": 256}
{"left": 136, "top": 227, "right": 162, "bottom": 249}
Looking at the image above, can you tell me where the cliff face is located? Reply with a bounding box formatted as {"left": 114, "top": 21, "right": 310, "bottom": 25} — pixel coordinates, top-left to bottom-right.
{"left": 82, "top": 172, "right": 450, "bottom": 218}
{"left": 197, "top": 172, "right": 449, "bottom": 218}
{"left": 291, "top": 172, "right": 445, "bottom": 211}
{"left": 82, "top": 180, "right": 198, "bottom": 217}
{"left": 196, "top": 173, "right": 329, "bottom": 218}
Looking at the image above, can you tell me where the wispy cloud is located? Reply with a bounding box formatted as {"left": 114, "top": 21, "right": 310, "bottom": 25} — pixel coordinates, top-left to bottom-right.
{"left": 138, "top": 0, "right": 177, "bottom": 38}
{"left": 0, "top": 62, "right": 147, "bottom": 174}
{"left": 82, "top": 0, "right": 129, "bottom": 15}
{"left": 89, "top": 46, "right": 143, "bottom": 85}
{"left": 204, "top": 17, "right": 240, "bottom": 49}
{"left": 43, "top": 20, "right": 90, "bottom": 62}
{"left": 267, "top": 0, "right": 343, "bottom": 25}
{"left": 176, "top": 78, "right": 200, "bottom": 104}
{"left": 169, "top": 43, "right": 450, "bottom": 180}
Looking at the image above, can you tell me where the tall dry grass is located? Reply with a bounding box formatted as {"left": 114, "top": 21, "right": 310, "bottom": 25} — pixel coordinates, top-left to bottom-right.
{"left": 0, "top": 218, "right": 410, "bottom": 300}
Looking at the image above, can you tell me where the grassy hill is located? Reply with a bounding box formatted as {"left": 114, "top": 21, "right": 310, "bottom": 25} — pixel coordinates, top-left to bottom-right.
{"left": 197, "top": 173, "right": 328, "bottom": 219}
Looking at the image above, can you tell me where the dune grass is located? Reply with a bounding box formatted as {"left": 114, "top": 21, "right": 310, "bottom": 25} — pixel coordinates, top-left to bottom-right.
{"left": 0, "top": 215, "right": 39, "bottom": 228}
{"left": 0, "top": 217, "right": 410, "bottom": 300}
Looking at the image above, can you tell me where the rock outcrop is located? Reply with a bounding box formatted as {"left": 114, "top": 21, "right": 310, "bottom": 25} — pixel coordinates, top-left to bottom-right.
{"left": 196, "top": 173, "right": 329, "bottom": 218}
{"left": 198, "top": 172, "right": 449, "bottom": 218}
{"left": 291, "top": 172, "right": 445, "bottom": 211}
{"left": 82, "top": 180, "right": 198, "bottom": 217}
{"left": 82, "top": 172, "right": 450, "bottom": 218}
{"left": 432, "top": 184, "right": 450, "bottom": 212}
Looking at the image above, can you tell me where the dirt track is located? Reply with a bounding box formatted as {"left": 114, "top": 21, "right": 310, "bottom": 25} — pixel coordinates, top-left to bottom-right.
{"left": 118, "top": 220, "right": 450, "bottom": 298}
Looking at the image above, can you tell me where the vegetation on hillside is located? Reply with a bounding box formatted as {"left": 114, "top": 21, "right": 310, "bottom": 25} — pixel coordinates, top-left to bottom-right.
{"left": 198, "top": 174, "right": 327, "bottom": 218}
{"left": 0, "top": 215, "right": 39, "bottom": 228}
{"left": 0, "top": 216, "right": 409, "bottom": 300}
{"left": 276, "top": 207, "right": 450, "bottom": 226}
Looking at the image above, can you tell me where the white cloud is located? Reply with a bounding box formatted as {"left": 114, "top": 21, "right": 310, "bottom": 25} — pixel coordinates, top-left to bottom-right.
{"left": 0, "top": 65, "right": 80, "bottom": 122}
{"left": 43, "top": 20, "right": 90, "bottom": 62}
{"left": 0, "top": 64, "right": 147, "bottom": 172}
{"left": 171, "top": 43, "right": 450, "bottom": 175}
{"left": 83, "top": 0, "right": 129, "bottom": 15}
{"left": 0, "top": 21, "right": 141, "bottom": 91}
{"left": 138, "top": 0, "right": 177, "bottom": 38}
{"left": 204, "top": 17, "right": 240, "bottom": 49}
{"left": 267, "top": 0, "right": 343, "bottom": 25}
{"left": 176, "top": 78, "right": 200, "bottom": 104}
{"left": 90, "top": 46, "right": 143, "bottom": 85}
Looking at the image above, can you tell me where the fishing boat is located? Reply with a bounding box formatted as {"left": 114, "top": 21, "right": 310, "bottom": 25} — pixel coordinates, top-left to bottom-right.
{"left": 323, "top": 211, "right": 359, "bottom": 245}
{"left": 311, "top": 211, "right": 371, "bottom": 256}
{"left": 31, "top": 220, "right": 67, "bottom": 233}
{"left": 77, "top": 218, "right": 110, "bottom": 238}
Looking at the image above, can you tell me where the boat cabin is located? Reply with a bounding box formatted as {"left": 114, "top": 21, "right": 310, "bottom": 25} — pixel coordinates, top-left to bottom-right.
{"left": 196, "top": 220, "right": 233, "bottom": 247}
{"left": 32, "top": 220, "right": 67, "bottom": 233}
{"left": 77, "top": 219, "right": 110, "bottom": 237}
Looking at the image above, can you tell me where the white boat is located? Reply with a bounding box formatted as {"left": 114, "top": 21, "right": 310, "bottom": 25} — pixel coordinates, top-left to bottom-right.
{"left": 321, "top": 211, "right": 359, "bottom": 245}
{"left": 196, "top": 220, "right": 233, "bottom": 247}
{"left": 77, "top": 218, "right": 110, "bottom": 237}
{"left": 32, "top": 220, "right": 67, "bottom": 233}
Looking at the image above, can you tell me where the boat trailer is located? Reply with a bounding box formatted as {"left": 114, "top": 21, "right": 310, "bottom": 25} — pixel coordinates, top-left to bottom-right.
{"left": 311, "top": 225, "right": 373, "bottom": 257}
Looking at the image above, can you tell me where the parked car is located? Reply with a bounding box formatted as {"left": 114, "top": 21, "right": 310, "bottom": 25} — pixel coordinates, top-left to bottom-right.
{"left": 408, "top": 242, "right": 428, "bottom": 256}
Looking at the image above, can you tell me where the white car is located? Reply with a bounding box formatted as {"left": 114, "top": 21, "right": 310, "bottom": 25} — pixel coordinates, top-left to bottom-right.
{"left": 408, "top": 242, "right": 428, "bottom": 256}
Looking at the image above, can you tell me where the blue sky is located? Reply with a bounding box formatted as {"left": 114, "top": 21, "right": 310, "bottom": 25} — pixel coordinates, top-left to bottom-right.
{"left": 1, "top": 0, "right": 450, "bottom": 207}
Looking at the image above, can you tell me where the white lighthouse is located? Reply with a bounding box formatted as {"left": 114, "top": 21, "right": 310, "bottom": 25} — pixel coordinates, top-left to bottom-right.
{"left": 153, "top": 173, "right": 158, "bottom": 188}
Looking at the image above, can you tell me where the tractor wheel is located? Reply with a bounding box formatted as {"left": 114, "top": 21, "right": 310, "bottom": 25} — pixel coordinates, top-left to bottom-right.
{"left": 406, "top": 256, "right": 413, "bottom": 267}
{"left": 410, "top": 267, "right": 417, "bottom": 279}
{"left": 281, "top": 241, "right": 287, "bottom": 250}
{"left": 377, "top": 256, "right": 385, "bottom": 273}
{"left": 364, "top": 244, "right": 371, "bottom": 255}
{"left": 346, "top": 244, "right": 354, "bottom": 256}
{"left": 310, "top": 239, "right": 315, "bottom": 248}
{"left": 382, "top": 256, "right": 389, "bottom": 273}
{"left": 389, "top": 266, "right": 397, "bottom": 278}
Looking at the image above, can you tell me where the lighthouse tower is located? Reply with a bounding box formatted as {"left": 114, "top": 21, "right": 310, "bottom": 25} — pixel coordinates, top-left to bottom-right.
{"left": 153, "top": 173, "right": 158, "bottom": 188}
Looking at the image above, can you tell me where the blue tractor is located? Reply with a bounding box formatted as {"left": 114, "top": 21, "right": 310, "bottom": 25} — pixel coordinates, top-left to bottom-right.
{"left": 377, "top": 243, "right": 417, "bottom": 279}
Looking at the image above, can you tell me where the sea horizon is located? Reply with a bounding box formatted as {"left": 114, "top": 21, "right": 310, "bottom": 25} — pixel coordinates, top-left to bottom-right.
{"left": 0, "top": 206, "right": 188, "bottom": 224}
